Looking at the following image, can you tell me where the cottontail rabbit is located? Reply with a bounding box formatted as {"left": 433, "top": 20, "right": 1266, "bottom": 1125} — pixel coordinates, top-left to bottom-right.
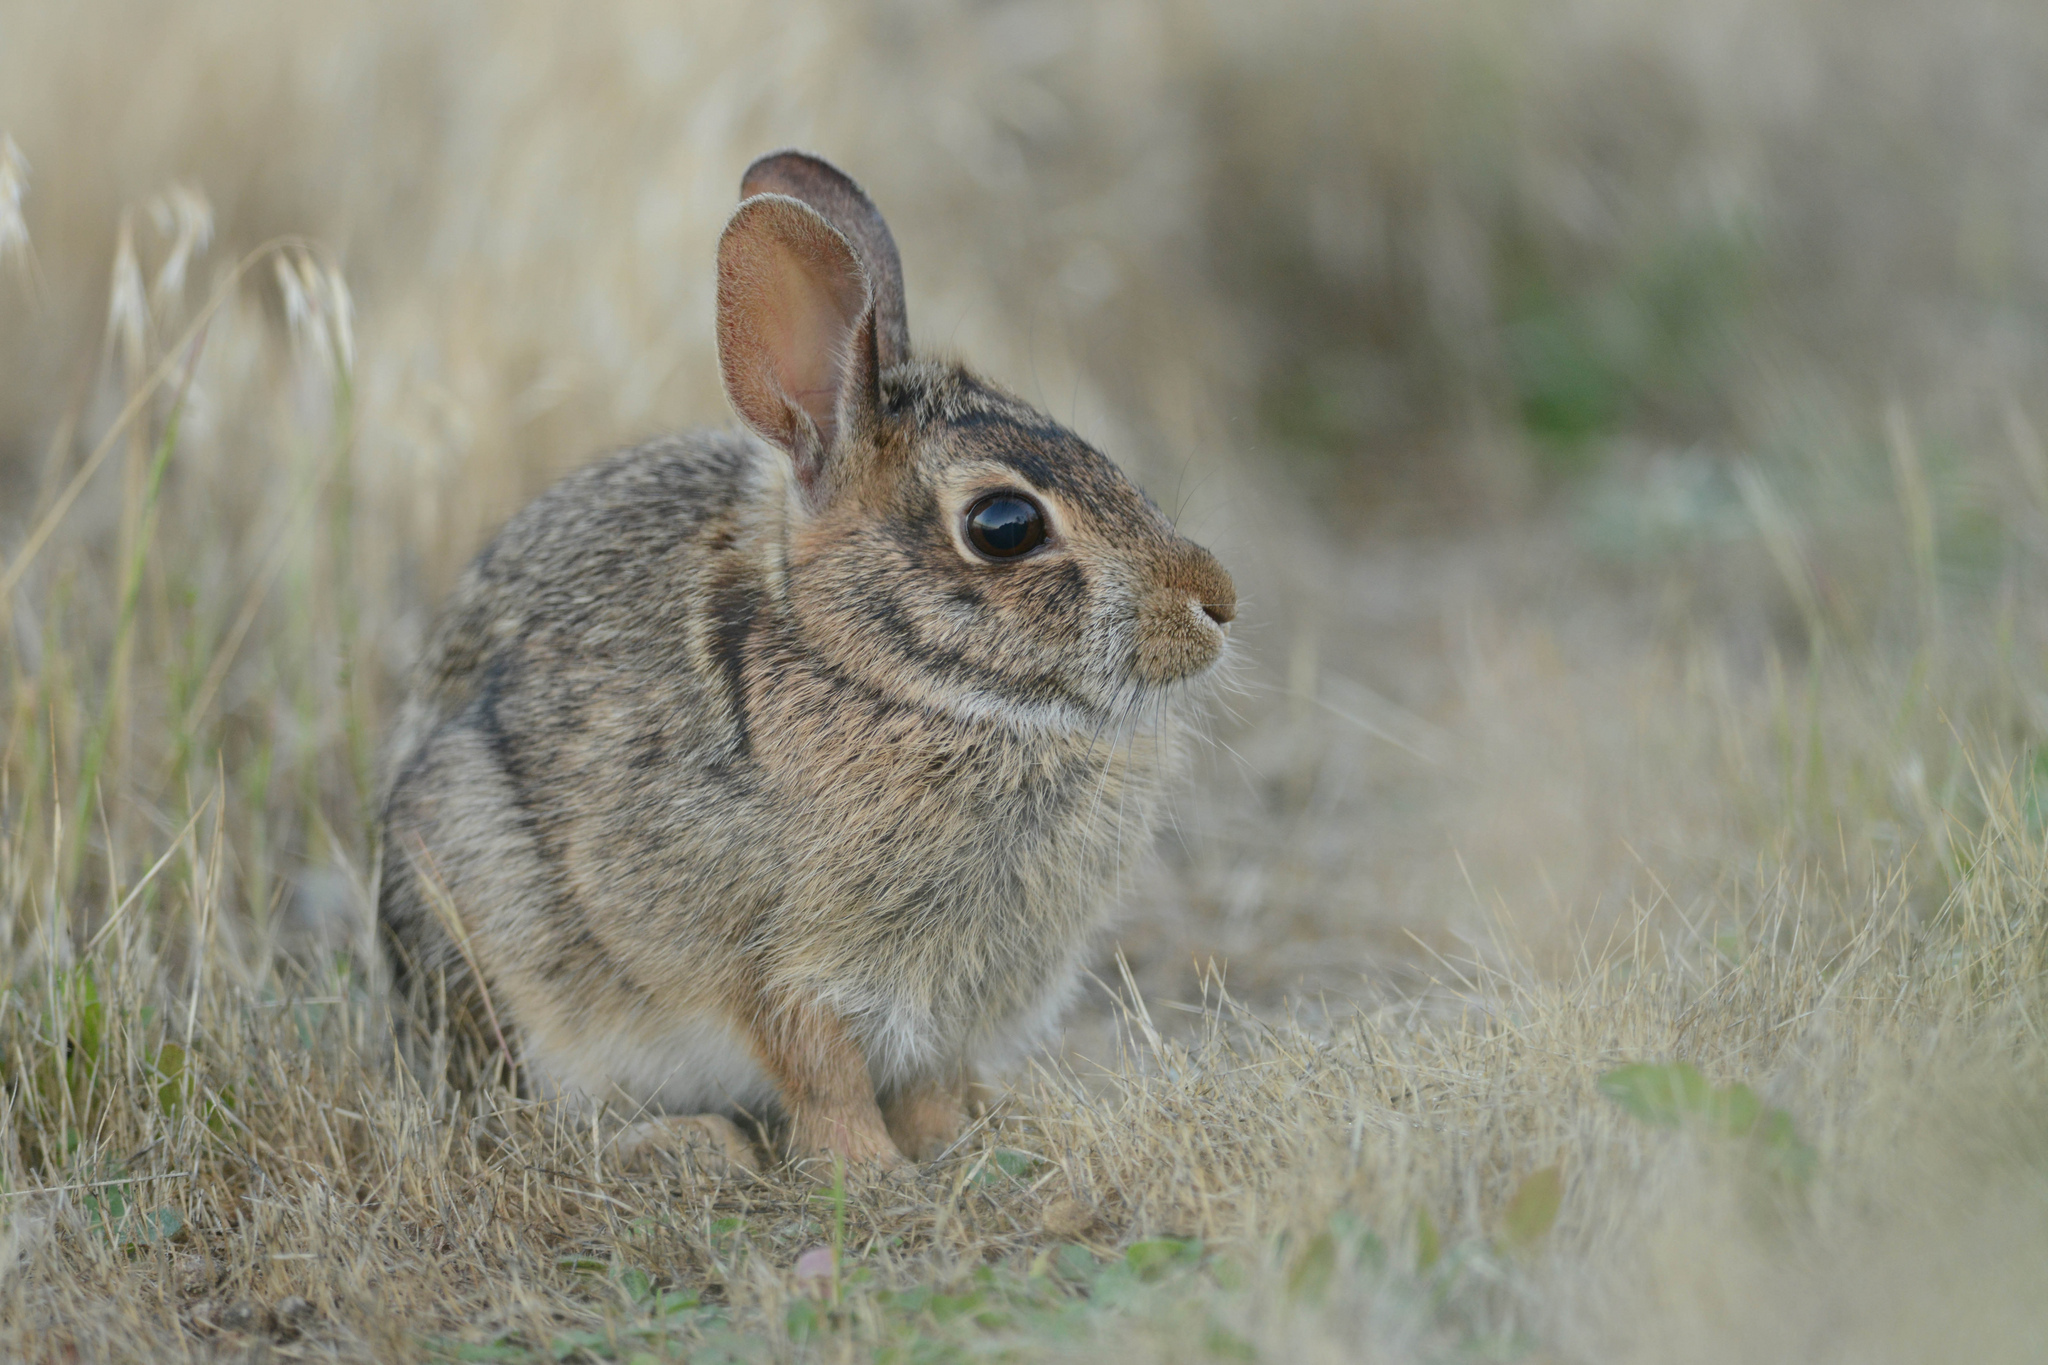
{"left": 378, "top": 151, "right": 1235, "bottom": 1171}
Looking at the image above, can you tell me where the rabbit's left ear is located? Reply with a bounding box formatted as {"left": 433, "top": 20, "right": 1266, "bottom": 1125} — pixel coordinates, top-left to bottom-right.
{"left": 741, "top": 151, "right": 909, "bottom": 368}
{"left": 716, "top": 194, "right": 879, "bottom": 499}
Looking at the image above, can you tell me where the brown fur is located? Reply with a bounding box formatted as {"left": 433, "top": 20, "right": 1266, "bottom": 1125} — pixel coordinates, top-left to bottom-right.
{"left": 378, "top": 152, "right": 1235, "bottom": 1169}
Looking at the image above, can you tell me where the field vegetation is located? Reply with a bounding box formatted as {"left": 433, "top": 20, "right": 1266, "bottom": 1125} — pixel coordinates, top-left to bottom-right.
{"left": 2, "top": 1, "right": 2047, "bottom": 1359}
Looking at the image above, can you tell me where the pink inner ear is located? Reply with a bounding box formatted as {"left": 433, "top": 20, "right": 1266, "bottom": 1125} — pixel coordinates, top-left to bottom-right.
{"left": 762, "top": 250, "right": 857, "bottom": 438}
{"left": 717, "top": 195, "right": 872, "bottom": 476}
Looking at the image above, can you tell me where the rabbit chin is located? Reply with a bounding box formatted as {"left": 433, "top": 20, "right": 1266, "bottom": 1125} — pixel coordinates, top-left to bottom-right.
{"left": 905, "top": 660, "right": 1225, "bottom": 739}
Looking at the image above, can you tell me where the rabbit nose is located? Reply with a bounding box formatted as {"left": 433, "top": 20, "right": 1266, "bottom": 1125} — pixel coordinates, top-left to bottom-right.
{"left": 1172, "top": 546, "right": 1235, "bottom": 627}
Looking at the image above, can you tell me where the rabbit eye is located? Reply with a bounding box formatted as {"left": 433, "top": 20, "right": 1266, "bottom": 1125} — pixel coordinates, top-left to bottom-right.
{"left": 965, "top": 493, "right": 1047, "bottom": 559}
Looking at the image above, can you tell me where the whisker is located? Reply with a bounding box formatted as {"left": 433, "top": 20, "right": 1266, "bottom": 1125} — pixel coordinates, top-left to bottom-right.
{"left": 1112, "top": 708, "right": 1140, "bottom": 903}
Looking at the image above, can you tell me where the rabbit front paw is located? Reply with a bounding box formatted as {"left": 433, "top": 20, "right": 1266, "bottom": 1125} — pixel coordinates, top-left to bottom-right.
{"left": 613, "top": 1113, "right": 761, "bottom": 1178}
{"left": 788, "top": 1104, "right": 908, "bottom": 1175}
{"left": 883, "top": 1079, "right": 969, "bottom": 1162}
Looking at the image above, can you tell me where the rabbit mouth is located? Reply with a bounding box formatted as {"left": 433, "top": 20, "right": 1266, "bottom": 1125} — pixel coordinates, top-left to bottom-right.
{"left": 966, "top": 640, "right": 1234, "bottom": 738}
{"left": 1131, "top": 596, "right": 1232, "bottom": 687}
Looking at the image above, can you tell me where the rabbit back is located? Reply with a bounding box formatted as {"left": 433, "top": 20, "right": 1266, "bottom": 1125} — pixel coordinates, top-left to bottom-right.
{"left": 379, "top": 433, "right": 773, "bottom": 1079}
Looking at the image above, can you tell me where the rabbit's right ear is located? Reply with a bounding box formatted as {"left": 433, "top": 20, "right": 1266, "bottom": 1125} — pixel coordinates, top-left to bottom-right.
{"left": 740, "top": 151, "right": 909, "bottom": 368}
{"left": 716, "top": 194, "right": 878, "bottom": 499}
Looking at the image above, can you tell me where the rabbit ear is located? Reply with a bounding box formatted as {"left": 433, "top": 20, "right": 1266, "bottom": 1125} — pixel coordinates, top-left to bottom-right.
{"left": 741, "top": 151, "right": 909, "bottom": 369}
{"left": 716, "top": 194, "right": 879, "bottom": 497}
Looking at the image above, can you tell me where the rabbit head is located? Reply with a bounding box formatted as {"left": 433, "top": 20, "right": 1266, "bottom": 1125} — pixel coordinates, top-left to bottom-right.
{"left": 719, "top": 152, "right": 1236, "bottom": 734}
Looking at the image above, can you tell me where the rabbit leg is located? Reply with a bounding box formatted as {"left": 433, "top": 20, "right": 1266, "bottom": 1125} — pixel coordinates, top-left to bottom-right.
{"left": 883, "top": 1073, "right": 969, "bottom": 1161}
{"left": 613, "top": 1113, "right": 759, "bottom": 1177}
{"left": 752, "top": 999, "right": 906, "bottom": 1169}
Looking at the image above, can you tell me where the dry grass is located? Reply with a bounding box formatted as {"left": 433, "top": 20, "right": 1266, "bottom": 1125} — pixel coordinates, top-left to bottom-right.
{"left": 3, "top": 1, "right": 2048, "bottom": 1360}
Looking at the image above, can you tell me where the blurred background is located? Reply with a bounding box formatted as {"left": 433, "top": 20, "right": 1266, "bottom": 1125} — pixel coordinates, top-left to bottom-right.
{"left": 6, "top": 0, "right": 2048, "bottom": 1018}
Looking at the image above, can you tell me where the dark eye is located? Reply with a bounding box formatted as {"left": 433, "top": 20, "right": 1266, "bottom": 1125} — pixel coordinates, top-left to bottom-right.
{"left": 965, "top": 493, "right": 1047, "bottom": 559}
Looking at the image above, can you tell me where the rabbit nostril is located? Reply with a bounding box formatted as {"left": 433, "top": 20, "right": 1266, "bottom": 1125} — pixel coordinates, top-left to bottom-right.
{"left": 1200, "top": 598, "right": 1234, "bottom": 626}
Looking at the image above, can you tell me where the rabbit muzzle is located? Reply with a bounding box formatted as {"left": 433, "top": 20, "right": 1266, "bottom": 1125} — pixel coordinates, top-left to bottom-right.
{"left": 1131, "top": 541, "right": 1236, "bottom": 685}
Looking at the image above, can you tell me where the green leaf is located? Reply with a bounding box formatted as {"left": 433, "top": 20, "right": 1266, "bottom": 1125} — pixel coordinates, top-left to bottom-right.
{"left": 1598, "top": 1062, "right": 1713, "bottom": 1127}
{"left": 134, "top": 1206, "right": 183, "bottom": 1245}
{"left": 1205, "top": 1325, "right": 1258, "bottom": 1362}
{"left": 422, "top": 1336, "right": 532, "bottom": 1363}
{"left": 1209, "top": 1252, "right": 1251, "bottom": 1292}
{"left": 1286, "top": 1231, "right": 1336, "bottom": 1300}
{"left": 1500, "top": 1166, "right": 1562, "bottom": 1249}
{"left": 1414, "top": 1208, "right": 1441, "bottom": 1272}
{"left": 1754, "top": 1109, "right": 1820, "bottom": 1185}
{"left": 1603, "top": 1063, "right": 1819, "bottom": 1188}
{"left": 202, "top": 1083, "right": 237, "bottom": 1139}
{"left": 50, "top": 967, "right": 109, "bottom": 1105}
{"left": 549, "top": 1329, "right": 613, "bottom": 1360}
{"left": 615, "top": 1265, "right": 651, "bottom": 1304}
{"left": 69, "top": 967, "right": 105, "bottom": 1064}
{"left": 152, "top": 1043, "right": 188, "bottom": 1113}
{"left": 1710, "top": 1082, "right": 1764, "bottom": 1138}
{"left": 1124, "top": 1238, "right": 1199, "bottom": 1282}
{"left": 1052, "top": 1244, "right": 1098, "bottom": 1284}
{"left": 965, "top": 1147, "right": 1040, "bottom": 1186}
{"left": 928, "top": 1290, "right": 984, "bottom": 1321}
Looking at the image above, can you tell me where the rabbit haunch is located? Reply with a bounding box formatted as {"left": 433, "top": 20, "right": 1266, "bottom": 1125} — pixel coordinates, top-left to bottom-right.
{"left": 378, "top": 153, "right": 1234, "bottom": 1168}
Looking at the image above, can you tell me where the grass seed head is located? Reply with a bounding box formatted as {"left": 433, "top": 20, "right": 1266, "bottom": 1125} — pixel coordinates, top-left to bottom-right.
{"left": 0, "top": 134, "right": 28, "bottom": 272}
{"left": 106, "top": 208, "right": 147, "bottom": 373}
{"left": 143, "top": 184, "right": 212, "bottom": 317}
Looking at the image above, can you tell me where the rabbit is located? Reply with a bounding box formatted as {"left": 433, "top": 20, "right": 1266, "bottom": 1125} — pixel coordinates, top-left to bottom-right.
{"left": 377, "top": 150, "right": 1236, "bottom": 1172}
